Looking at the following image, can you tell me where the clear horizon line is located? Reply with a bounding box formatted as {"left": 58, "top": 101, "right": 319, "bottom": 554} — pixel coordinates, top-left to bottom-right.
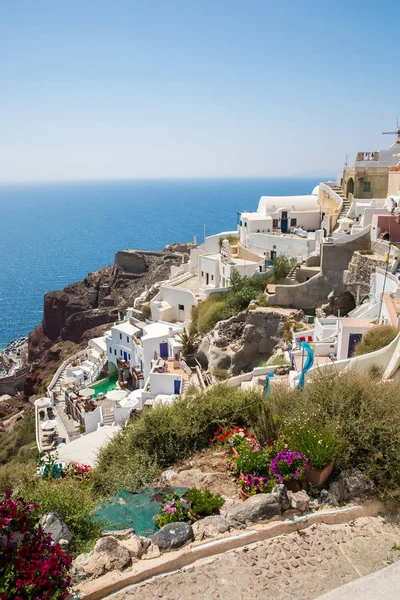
{"left": 0, "top": 173, "right": 337, "bottom": 185}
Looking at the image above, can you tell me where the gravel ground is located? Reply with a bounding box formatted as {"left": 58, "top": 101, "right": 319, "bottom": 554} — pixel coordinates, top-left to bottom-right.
{"left": 110, "top": 517, "right": 400, "bottom": 600}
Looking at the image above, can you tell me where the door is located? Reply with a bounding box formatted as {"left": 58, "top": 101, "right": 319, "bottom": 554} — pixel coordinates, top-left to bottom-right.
{"left": 174, "top": 379, "right": 181, "bottom": 395}
{"left": 281, "top": 211, "right": 288, "bottom": 233}
{"left": 270, "top": 250, "right": 276, "bottom": 261}
{"left": 159, "top": 342, "right": 168, "bottom": 358}
{"left": 123, "top": 351, "right": 128, "bottom": 361}
{"left": 206, "top": 273, "right": 209, "bottom": 285}
{"left": 347, "top": 333, "right": 362, "bottom": 358}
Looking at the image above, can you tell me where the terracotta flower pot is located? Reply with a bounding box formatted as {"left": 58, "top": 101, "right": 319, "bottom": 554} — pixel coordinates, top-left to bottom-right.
{"left": 305, "top": 459, "right": 335, "bottom": 487}
{"left": 285, "top": 479, "right": 302, "bottom": 492}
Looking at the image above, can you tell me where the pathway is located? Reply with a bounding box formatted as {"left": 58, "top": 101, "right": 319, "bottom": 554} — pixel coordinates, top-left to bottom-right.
{"left": 109, "top": 516, "right": 400, "bottom": 600}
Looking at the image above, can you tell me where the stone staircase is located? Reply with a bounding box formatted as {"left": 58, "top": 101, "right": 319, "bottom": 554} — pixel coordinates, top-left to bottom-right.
{"left": 285, "top": 266, "right": 298, "bottom": 285}
{"left": 328, "top": 184, "right": 351, "bottom": 218}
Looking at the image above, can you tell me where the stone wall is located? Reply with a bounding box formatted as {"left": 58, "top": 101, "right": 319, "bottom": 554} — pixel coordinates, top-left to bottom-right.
{"left": 345, "top": 252, "right": 385, "bottom": 305}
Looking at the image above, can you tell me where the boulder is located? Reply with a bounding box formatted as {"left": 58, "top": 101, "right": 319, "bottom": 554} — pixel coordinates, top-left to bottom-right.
{"left": 141, "top": 540, "right": 161, "bottom": 560}
{"left": 80, "top": 536, "right": 131, "bottom": 577}
{"left": 192, "top": 515, "right": 230, "bottom": 541}
{"left": 150, "top": 522, "right": 193, "bottom": 552}
{"left": 328, "top": 470, "right": 374, "bottom": 503}
{"left": 319, "top": 489, "right": 338, "bottom": 506}
{"left": 121, "top": 534, "right": 143, "bottom": 559}
{"left": 226, "top": 494, "right": 280, "bottom": 529}
{"left": 288, "top": 490, "right": 310, "bottom": 512}
{"left": 272, "top": 484, "right": 290, "bottom": 511}
{"left": 102, "top": 528, "right": 135, "bottom": 540}
{"left": 40, "top": 511, "right": 75, "bottom": 549}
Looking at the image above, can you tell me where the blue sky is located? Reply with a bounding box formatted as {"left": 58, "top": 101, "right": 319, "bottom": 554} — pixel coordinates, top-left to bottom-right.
{"left": 0, "top": 0, "right": 399, "bottom": 181}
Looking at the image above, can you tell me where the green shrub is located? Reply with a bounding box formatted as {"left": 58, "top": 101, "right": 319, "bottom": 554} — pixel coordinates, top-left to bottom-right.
{"left": 267, "top": 354, "right": 290, "bottom": 366}
{"left": 270, "top": 255, "right": 297, "bottom": 284}
{"left": 187, "top": 488, "right": 225, "bottom": 516}
{"left": 267, "top": 370, "right": 400, "bottom": 498}
{"left": 20, "top": 477, "right": 103, "bottom": 555}
{"left": 213, "top": 367, "right": 230, "bottom": 381}
{"left": 141, "top": 303, "right": 151, "bottom": 319}
{"left": 354, "top": 325, "right": 399, "bottom": 356}
{"left": 283, "top": 420, "right": 341, "bottom": 470}
{"left": 230, "top": 441, "right": 271, "bottom": 476}
{"left": 94, "top": 384, "right": 266, "bottom": 496}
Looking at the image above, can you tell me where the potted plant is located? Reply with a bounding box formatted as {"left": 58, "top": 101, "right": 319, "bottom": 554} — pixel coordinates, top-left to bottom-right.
{"left": 229, "top": 439, "right": 271, "bottom": 477}
{"left": 283, "top": 422, "right": 339, "bottom": 486}
{"left": 238, "top": 473, "right": 276, "bottom": 501}
{"left": 270, "top": 450, "right": 309, "bottom": 491}
{"left": 187, "top": 488, "right": 225, "bottom": 521}
{"left": 210, "top": 425, "right": 251, "bottom": 454}
{"left": 153, "top": 493, "right": 189, "bottom": 529}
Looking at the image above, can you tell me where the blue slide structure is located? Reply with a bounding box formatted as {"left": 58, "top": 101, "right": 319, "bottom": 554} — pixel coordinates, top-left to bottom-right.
{"left": 298, "top": 342, "right": 314, "bottom": 390}
{"left": 265, "top": 372, "right": 275, "bottom": 396}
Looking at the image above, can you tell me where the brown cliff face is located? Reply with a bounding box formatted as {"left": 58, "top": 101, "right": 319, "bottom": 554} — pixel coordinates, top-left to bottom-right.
{"left": 25, "top": 245, "right": 190, "bottom": 395}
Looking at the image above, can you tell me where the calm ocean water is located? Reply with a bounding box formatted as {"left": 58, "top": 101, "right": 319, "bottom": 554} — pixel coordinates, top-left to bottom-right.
{"left": 0, "top": 178, "right": 325, "bottom": 348}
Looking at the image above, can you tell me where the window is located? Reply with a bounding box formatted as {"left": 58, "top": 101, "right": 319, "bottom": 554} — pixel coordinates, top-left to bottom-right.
{"left": 281, "top": 211, "right": 288, "bottom": 219}
{"left": 109, "top": 347, "right": 112, "bottom": 354}
{"left": 239, "top": 220, "right": 242, "bottom": 226}
{"left": 127, "top": 336, "right": 129, "bottom": 343}
{"left": 201, "top": 271, "right": 204, "bottom": 277}
{"left": 244, "top": 221, "right": 247, "bottom": 227}
{"left": 211, "top": 275, "right": 214, "bottom": 281}
{"left": 128, "top": 354, "right": 131, "bottom": 360}
{"left": 114, "top": 349, "right": 117, "bottom": 356}
{"left": 273, "top": 219, "right": 279, "bottom": 228}
{"left": 290, "top": 218, "right": 297, "bottom": 227}
{"left": 119, "top": 333, "right": 122, "bottom": 340}
{"left": 120, "top": 350, "right": 122, "bottom": 356}
{"left": 363, "top": 181, "right": 371, "bottom": 193}
{"left": 178, "top": 304, "right": 184, "bottom": 311}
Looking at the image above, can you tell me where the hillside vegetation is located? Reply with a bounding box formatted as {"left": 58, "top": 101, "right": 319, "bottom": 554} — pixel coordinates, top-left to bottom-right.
{"left": 191, "top": 256, "right": 296, "bottom": 335}
{"left": 354, "top": 325, "right": 399, "bottom": 356}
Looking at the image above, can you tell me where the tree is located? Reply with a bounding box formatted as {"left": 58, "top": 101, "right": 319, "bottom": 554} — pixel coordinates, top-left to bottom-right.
{"left": 177, "top": 328, "right": 198, "bottom": 356}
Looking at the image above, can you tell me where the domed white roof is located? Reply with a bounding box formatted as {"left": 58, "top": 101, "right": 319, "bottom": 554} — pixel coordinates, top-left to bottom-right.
{"left": 311, "top": 185, "right": 320, "bottom": 195}
{"left": 257, "top": 195, "right": 319, "bottom": 215}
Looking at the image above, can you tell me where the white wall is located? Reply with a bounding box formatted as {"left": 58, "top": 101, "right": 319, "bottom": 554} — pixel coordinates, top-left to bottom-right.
{"left": 149, "top": 372, "right": 182, "bottom": 395}
{"left": 151, "top": 286, "right": 197, "bottom": 323}
{"left": 337, "top": 323, "right": 373, "bottom": 361}
{"left": 199, "top": 255, "right": 221, "bottom": 287}
{"left": 83, "top": 406, "right": 103, "bottom": 434}
{"left": 200, "top": 231, "right": 238, "bottom": 255}
{"left": 242, "top": 232, "right": 315, "bottom": 262}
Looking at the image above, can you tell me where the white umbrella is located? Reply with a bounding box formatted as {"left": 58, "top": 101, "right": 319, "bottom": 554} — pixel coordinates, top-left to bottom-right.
{"left": 337, "top": 217, "right": 354, "bottom": 224}
{"left": 106, "top": 389, "right": 128, "bottom": 402}
{"left": 119, "top": 396, "right": 140, "bottom": 409}
{"left": 62, "top": 377, "right": 77, "bottom": 386}
{"left": 41, "top": 420, "right": 57, "bottom": 431}
{"left": 79, "top": 388, "right": 95, "bottom": 398}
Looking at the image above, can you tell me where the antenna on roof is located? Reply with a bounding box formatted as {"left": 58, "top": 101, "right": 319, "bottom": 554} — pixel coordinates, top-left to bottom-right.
{"left": 382, "top": 118, "right": 400, "bottom": 142}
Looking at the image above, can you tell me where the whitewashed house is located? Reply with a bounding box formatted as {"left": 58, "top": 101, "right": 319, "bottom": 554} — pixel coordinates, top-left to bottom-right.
{"left": 238, "top": 187, "right": 322, "bottom": 261}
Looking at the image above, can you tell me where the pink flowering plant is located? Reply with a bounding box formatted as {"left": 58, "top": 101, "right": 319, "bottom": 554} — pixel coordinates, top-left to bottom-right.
{"left": 270, "top": 450, "right": 309, "bottom": 484}
{"left": 153, "top": 493, "right": 189, "bottom": 529}
{"left": 66, "top": 462, "right": 93, "bottom": 482}
{"left": 0, "top": 490, "right": 72, "bottom": 600}
{"left": 239, "top": 473, "right": 276, "bottom": 496}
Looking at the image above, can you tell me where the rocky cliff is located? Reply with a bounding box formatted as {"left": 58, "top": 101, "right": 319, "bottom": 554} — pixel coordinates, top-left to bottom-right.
{"left": 197, "top": 307, "right": 294, "bottom": 374}
{"left": 25, "top": 245, "right": 190, "bottom": 395}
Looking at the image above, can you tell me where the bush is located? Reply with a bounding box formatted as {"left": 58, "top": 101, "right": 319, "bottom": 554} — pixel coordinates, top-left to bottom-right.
{"left": 270, "top": 255, "right": 297, "bottom": 284}
{"left": 0, "top": 490, "right": 72, "bottom": 599}
{"left": 94, "top": 384, "right": 266, "bottom": 496}
{"left": 267, "top": 370, "right": 400, "bottom": 498}
{"left": 283, "top": 420, "right": 340, "bottom": 470}
{"left": 187, "top": 488, "right": 225, "bottom": 516}
{"left": 141, "top": 303, "right": 151, "bottom": 319}
{"left": 213, "top": 367, "right": 230, "bottom": 381}
{"left": 20, "top": 477, "right": 103, "bottom": 555}
{"left": 267, "top": 354, "right": 290, "bottom": 366}
{"left": 354, "top": 325, "right": 399, "bottom": 356}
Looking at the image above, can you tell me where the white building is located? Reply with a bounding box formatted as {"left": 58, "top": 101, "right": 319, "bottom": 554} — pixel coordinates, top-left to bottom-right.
{"left": 238, "top": 188, "right": 322, "bottom": 261}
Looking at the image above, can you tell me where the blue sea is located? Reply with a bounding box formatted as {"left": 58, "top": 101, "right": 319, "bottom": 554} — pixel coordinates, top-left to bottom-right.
{"left": 0, "top": 177, "right": 325, "bottom": 348}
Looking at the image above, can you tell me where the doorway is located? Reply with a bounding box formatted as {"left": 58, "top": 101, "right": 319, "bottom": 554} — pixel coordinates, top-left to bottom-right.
{"left": 174, "top": 379, "right": 181, "bottom": 395}
{"left": 159, "top": 342, "right": 168, "bottom": 358}
{"left": 281, "top": 211, "right": 288, "bottom": 233}
{"left": 347, "top": 333, "right": 362, "bottom": 358}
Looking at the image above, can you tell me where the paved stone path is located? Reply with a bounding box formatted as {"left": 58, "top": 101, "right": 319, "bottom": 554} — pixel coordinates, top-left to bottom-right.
{"left": 110, "top": 517, "right": 400, "bottom": 600}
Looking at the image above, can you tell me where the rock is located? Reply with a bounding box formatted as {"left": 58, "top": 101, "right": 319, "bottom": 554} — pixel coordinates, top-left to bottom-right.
{"left": 192, "top": 515, "right": 230, "bottom": 541}
{"left": 272, "top": 484, "right": 290, "bottom": 511}
{"left": 150, "top": 522, "right": 193, "bottom": 552}
{"left": 319, "top": 489, "right": 338, "bottom": 506}
{"left": 102, "top": 528, "right": 135, "bottom": 540}
{"left": 141, "top": 540, "right": 161, "bottom": 560}
{"left": 82, "top": 536, "right": 131, "bottom": 577}
{"left": 309, "top": 499, "right": 320, "bottom": 511}
{"left": 288, "top": 491, "right": 310, "bottom": 512}
{"left": 160, "top": 469, "right": 178, "bottom": 483}
{"left": 121, "top": 534, "right": 143, "bottom": 559}
{"left": 328, "top": 470, "right": 374, "bottom": 503}
{"left": 226, "top": 494, "right": 280, "bottom": 529}
{"left": 69, "top": 564, "right": 90, "bottom": 586}
{"left": 40, "top": 511, "right": 75, "bottom": 549}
